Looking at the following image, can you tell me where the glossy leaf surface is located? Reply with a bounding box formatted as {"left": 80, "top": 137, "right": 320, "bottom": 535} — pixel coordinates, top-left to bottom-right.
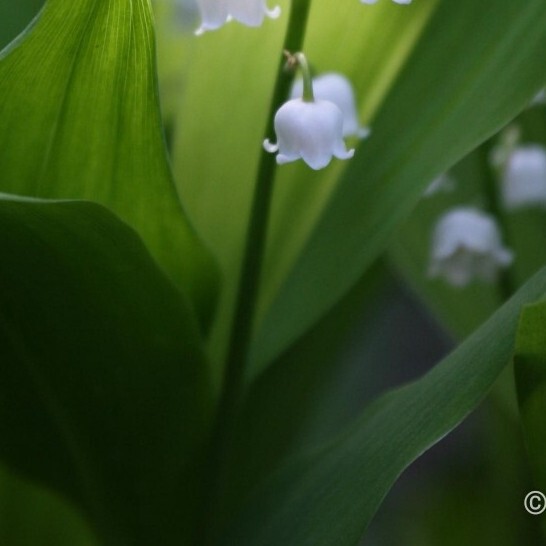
{"left": 222, "top": 268, "right": 546, "bottom": 546}
{"left": 0, "top": 0, "right": 218, "bottom": 324}
{"left": 0, "top": 196, "right": 211, "bottom": 545}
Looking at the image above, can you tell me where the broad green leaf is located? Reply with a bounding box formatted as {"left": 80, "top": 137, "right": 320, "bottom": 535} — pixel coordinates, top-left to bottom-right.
{"left": 0, "top": 195, "right": 212, "bottom": 545}
{"left": 172, "top": 12, "right": 286, "bottom": 367}
{"left": 515, "top": 300, "right": 546, "bottom": 503}
{"left": 220, "top": 267, "right": 546, "bottom": 546}
{"left": 0, "top": 0, "right": 218, "bottom": 325}
{"left": 252, "top": 0, "right": 546, "bottom": 372}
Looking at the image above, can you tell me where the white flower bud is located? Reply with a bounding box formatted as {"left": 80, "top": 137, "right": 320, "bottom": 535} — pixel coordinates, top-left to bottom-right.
{"left": 428, "top": 208, "right": 513, "bottom": 287}
{"left": 195, "top": 0, "right": 280, "bottom": 35}
{"left": 501, "top": 145, "right": 546, "bottom": 211}
{"left": 290, "top": 73, "right": 370, "bottom": 139}
{"left": 263, "top": 98, "right": 355, "bottom": 170}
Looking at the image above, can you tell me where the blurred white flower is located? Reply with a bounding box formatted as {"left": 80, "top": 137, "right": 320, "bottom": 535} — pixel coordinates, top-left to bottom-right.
{"left": 263, "top": 98, "right": 354, "bottom": 170}
{"left": 361, "top": 0, "right": 412, "bottom": 4}
{"left": 428, "top": 208, "right": 513, "bottom": 287}
{"left": 424, "top": 173, "right": 456, "bottom": 197}
{"left": 501, "top": 145, "right": 546, "bottom": 211}
{"left": 195, "top": 0, "right": 280, "bottom": 34}
{"left": 290, "top": 73, "right": 370, "bottom": 139}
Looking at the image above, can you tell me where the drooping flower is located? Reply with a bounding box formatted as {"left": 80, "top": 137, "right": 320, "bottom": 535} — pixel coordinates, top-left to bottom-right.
{"left": 360, "top": 0, "right": 412, "bottom": 4}
{"left": 263, "top": 99, "right": 355, "bottom": 170}
{"left": 195, "top": 0, "right": 280, "bottom": 35}
{"left": 424, "top": 173, "right": 456, "bottom": 197}
{"left": 428, "top": 208, "right": 513, "bottom": 287}
{"left": 290, "top": 73, "right": 370, "bottom": 139}
{"left": 264, "top": 52, "right": 355, "bottom": 170}
{"left": 501, "top": 145, "right": 546, "bottom": 211}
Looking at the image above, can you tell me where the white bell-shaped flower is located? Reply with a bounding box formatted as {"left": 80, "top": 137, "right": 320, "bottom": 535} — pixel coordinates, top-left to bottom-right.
{"left": 428, "top": 208, "right": 513, "bottom": 287}
{"left": 290, "top": 73, "right": 369, "bottom": 139}
{"left": 501, "top": 145, "right": 546, "bottom": 211}
{"left": 263, "top": 98, "right": 355, "bottom": 170}
{"left": 361, "top": 0, "right": 412, "bottom": 4}
{"left": 195, "top": 0, "right": 280, "bottom": 34}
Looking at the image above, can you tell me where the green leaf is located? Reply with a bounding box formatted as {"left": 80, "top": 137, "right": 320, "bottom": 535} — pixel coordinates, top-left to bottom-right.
{"left": 252, "top": 0, "right": 546, "bottom": 371}
{"left": 172, "top": 15, "right": 287, "bottom": 366}
{"left": 0, "top": 195, "right": 212, "bottom": 545}
{"left": 515, "top": 300, "right": 546, "bottom": 500}
{"left": 220, "top": 268, "right": 546, "bottom": 546}
{"left": 0, "top": 0, "right": 218, "bottom": 326}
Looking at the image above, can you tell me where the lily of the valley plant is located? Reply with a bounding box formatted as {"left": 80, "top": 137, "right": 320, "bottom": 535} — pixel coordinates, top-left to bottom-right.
{"left": 2, "top": 1, "right": 546, "bottom": 546}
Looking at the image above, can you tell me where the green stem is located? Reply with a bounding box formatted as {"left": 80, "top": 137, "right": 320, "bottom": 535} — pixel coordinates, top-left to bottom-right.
{"left": 479, "top": 138, "right": 517, "bottom": 302}
{"left": 295, "top": 52, "right": 314, "bottom": 102}
{"left": 197, "top": 1, "right": 313, "bottom": 543}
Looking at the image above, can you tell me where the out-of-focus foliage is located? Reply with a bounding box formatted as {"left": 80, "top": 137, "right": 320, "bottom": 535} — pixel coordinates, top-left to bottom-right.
{"left": 0, "top": 463, "right": 98, "bottom": 546}
{"left": 515, "top": 300, "right": 546, "bottom": 537}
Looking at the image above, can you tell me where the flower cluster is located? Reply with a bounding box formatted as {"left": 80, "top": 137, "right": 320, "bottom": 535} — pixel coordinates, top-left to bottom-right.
{"left": 194, "top": 0, "right": 411, "bottom": 169}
